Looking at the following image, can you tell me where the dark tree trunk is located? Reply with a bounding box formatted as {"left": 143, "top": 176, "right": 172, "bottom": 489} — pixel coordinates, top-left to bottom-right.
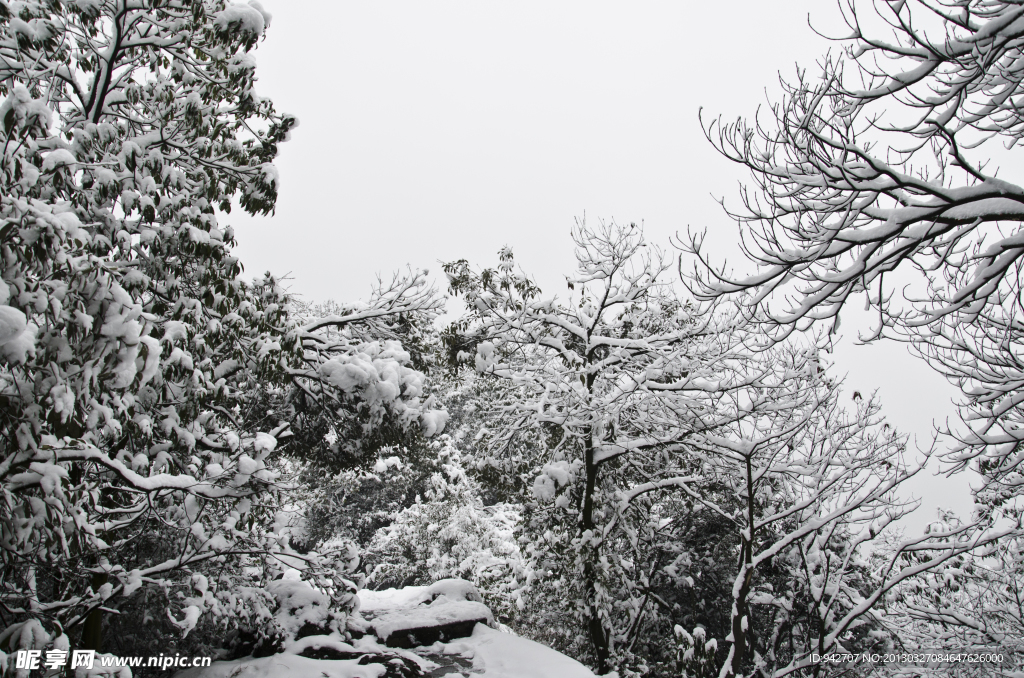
{"left": 582, "top": 430, "right": 610, "bottom": 674}
{"left": 80, "top": 572, "right": 108, "bottom": 651}
{"left": 729, "top": 454, "right": 757, "bottom": 677}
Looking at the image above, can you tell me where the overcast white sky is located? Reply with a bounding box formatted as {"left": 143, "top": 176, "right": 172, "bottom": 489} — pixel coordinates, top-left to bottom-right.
{"left": 230, "top": 0, "right": 981, "bottom": 532}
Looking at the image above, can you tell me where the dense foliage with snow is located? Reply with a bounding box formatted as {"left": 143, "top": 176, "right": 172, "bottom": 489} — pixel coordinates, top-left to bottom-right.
{"left": 0, "top": 0, "right": 444, "bottom": 667}
{"left": 0, "top": 1, "right": 1021, "bottom": 678}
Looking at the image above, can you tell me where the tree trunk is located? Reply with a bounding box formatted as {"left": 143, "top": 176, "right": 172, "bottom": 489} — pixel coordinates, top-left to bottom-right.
{"left": 581, "top": 431, "right": 610, "bottom": 674}
{"left": 80, "top": 572, "right": 108, "bottom": 651}
{"left": 728, "top": 455, "right": 757, "bottom": 676}
{"left": 729, "top": 544, "right": 753, "bottom": 676}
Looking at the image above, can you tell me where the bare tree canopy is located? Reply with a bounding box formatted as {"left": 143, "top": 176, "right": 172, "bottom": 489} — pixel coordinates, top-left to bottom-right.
{"left": 682, "top": 0, "right": 1024, "bottom": 508}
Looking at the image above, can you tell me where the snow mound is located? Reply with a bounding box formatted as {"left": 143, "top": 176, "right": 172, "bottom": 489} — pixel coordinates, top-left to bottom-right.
{"left": 266, "top": 577, "right": 330, "bottom": 637}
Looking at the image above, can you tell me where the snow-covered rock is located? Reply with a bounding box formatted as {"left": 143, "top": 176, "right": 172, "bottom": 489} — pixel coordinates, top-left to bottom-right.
{"left": 369, "top": 599, "right": 491, "bottom": 648}
{"left": 357, "top": 578, "right": 484, "bottom": 612}
{"left": 358, "top": 578, "right": 492, "bottom": 648}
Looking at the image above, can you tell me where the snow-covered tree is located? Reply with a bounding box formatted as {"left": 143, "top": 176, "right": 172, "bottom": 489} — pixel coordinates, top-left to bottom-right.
{"left": 442, "top": 220, "right": 1018, "bottom": 676}
{"left": 0, "top": 0, "right": 444, "bottom": 659}
{"left": 683, "top": 348, "right": 914, "bottom": 676}
{"left": 285, "top": 277, "right": 447, "bottom": 471}
{"left": 646, "top": 344, "right": 1016, "bottom": 677}
{"left": 674, "top": 625, "right": 718, "bottom": 678}
{"left": 879, "top": 514, "right": 1024, "bottom": 674}
{"left": 443, "top": 221, "right": 766, "bottom": 674}
{"left": 680, "top": 0, "right": 1024, "bottom": 511}
{"left": 360, "top": 436, "right": 529, "bottom": 624}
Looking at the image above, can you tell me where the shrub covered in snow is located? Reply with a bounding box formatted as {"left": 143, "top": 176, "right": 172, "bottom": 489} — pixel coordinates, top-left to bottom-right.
{"left": 359, "top": 437, "right": 529, "bottom": 624}
{"left": 673, "top": 626, "right": 717, "bottom": 678}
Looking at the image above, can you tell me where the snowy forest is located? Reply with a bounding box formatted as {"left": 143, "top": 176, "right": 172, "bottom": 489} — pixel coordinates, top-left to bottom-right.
{"left": 0, "top": 1, "right": 1023, "bottom": 677}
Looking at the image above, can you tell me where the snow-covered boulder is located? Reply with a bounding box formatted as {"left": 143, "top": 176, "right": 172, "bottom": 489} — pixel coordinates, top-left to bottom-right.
{"left": 357, "top": 578, "right": 493, "bottom": 648}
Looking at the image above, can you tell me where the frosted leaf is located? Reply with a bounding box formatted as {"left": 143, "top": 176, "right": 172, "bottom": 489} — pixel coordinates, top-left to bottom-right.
{"left": 52, "top": 633, "right": 69, "bottom": 652}
{"left": 421, "top": 409, "right": 449, "bottom": 437}
{"left": 121, "top": 570, "right": 142, "bottom": 597}
{"left": 543, "top": 461, "right": 572, "bottom": 487}
{"left": 0, "top": 318, "right": 35, "bottom": 364}
{"left": 237, "top": 454, "right": 257, "bottom": 475}
{"left": 49, "top": 384, "right": 74, "bottom": 423}
{"left": 0, "top": 86, "right": 51, "bottom": 135}
{"left": 214, "top": 3, "right": 267, "bottom": 39}
{"left": 74, "top": 310, "right": 94, "bottom": 330}
{"left": 206, "top": 534, "right": 230, "bottom": 552}
{"left": 30, "top": 462, "right": 68, "bottom": 495}
{"left": 320, "top": 360, "right": 372, "bottom": 392}
{"left": 162, "top": 321, "right": 188, "bottom": 343}
{"left": 184, "top": 495, "right": 200, "bottom": 522}
{"left": 3, "top": 618, "right": 51, "bottom": 651}
{"left": 137, "top": 336, "right": 161, "bottom": 386}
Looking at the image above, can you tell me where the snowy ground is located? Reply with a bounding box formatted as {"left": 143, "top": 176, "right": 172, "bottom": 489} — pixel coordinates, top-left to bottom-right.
{"left": 175, "top": 625, "right": 595, "bottom": 678}
{"left": 174, "top": 579, "right": 596, "bottom": 678}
